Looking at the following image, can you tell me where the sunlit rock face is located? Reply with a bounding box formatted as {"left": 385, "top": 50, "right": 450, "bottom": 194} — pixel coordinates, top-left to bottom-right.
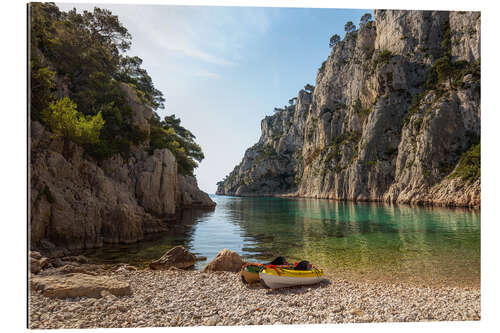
{"left": 217, "top": 10, "right": 480, "bottom": 208}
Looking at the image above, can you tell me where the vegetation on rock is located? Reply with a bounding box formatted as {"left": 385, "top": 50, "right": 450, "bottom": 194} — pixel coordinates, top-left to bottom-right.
{"left": 450, "top": 143, "right": 480, "bottom": 183}
{"left": 359, "top": 13, "right": 372, "bottom": 26}
{"left": 149, "top": 114, "right": 204, "bottom": 176}
{"left": 372, "top": 50, "right": 393, "bottom": 69}
{"left": 344, "top": 21, "right": 356, "bottom": 33}
{"left": 30, "top": 3, "right": 203, "bottom": 175}
{"left": 41, "top": 97, "right": 105, "bottom": 145}
{"left": 329, "top": 34, "right": 340, "bottom": 48}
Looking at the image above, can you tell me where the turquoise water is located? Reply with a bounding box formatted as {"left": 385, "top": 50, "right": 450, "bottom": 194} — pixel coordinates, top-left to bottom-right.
{"left": 84, "top": 195, "right": 480, "bottom": 287}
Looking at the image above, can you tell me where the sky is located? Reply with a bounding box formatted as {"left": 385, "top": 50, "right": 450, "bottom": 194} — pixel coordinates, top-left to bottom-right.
{"left": 57, "top": 2, "right": 371, "bottom": 193}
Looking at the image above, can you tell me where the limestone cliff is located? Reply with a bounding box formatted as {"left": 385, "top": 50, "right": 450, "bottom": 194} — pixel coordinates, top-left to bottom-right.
{"left": 217, "top": 10, "right": 480, "bottom": 208}
{"left": 30, "top": 85, "right": 215, "bottom": 256}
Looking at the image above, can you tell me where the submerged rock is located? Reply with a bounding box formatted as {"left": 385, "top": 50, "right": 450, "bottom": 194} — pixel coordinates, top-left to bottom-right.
{"left": 149, "top": 246, "right": 196, "bottom": 270}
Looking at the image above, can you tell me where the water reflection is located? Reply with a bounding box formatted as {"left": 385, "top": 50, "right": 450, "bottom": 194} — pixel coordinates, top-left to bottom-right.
{"left": 83, "top": 208, "right": 212, "bottom": 267}
{"left": 208, "top": 196, "right": 480, "bottom": 287}
{"left": 85, "top": 195, "right": 480, "bottom": 287}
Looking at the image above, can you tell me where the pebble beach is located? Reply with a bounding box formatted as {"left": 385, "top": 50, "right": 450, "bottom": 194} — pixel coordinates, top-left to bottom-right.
{"left": 29, "top": 268, "right": 480, "bottom": 329}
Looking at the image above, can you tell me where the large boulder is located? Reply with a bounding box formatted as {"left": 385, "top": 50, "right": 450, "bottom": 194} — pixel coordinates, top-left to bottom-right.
{"left": 203, "top": 249, "right": 245, "bottom": 273}
{"left": 149, "top": 246, "right": 196, "bottom": 270}
{"left": 30, "top": 273, "right": 131, "bottom": 298}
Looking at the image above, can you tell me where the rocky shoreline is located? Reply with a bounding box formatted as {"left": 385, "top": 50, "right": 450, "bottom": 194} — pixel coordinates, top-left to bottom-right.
{"left": 227, "top": 192, "right": 481, "bottom": 210}
{"left": 28, "top": 249, "right": 480, "bottom": 329}
{"left": 29, "top": 268, "right": 480, "bottom": 329}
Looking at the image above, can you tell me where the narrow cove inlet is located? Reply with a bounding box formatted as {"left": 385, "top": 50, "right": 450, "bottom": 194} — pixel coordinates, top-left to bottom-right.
{"left": 28, "top": 4, "right": 483, "bottom": 329}
{"left": 84, "top": 195, "right": 480, "bottom": 288}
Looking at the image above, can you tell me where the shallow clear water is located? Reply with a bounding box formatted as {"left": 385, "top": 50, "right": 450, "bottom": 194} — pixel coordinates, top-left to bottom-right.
{"left": 84, "top": 195, "right": 480, "bottom": 287}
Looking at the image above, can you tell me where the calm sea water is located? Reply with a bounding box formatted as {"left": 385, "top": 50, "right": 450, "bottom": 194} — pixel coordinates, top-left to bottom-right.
{"left": 84, "top": 195, "right": 480, "bottom": 287}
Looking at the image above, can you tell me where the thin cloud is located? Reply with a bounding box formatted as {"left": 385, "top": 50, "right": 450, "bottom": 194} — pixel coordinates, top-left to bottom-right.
{"left": 193, "top": 70, "right": 221, "bottom": 79}
{"left": 126, "top": 8, "right": 236, "bottom": 66}
{"left": 56, "top": 3, "right": 272, "bottom": 67}
{"left": 157, "top": 38, "right": 235, "bottom": 66}
{"left": 132, "top": 5, "right": 272, "bottom": 67}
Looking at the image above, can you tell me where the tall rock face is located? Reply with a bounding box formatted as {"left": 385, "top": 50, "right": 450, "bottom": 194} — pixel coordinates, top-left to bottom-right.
{"left": 217, "top": 10, "right": 480, "bottom": 208}
{"left": 216, "top": 89, "right": 310, "bottom": 196}
{"left": 30, "top": 85, "right": 215, "bottom": 255}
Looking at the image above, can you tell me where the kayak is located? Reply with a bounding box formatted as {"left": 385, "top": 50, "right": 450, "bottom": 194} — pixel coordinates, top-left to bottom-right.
{"left": 240, "top": 256, "right": 288, "bottom": 284}
{"left": 259, "top": 263, "right": 324, "bottom": 289}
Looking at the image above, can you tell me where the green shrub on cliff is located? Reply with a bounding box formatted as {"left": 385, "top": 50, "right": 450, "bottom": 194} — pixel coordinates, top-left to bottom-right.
{"left": 371, "top": 50, "right": 393, "bottom": 72}
{"left": 421, "top": 19, "right": 480, "bottom": 91}
{"left": 450, "top": 143, "right": 480, "bottom": 183}
{"left": 41, "top": 97, "right": 105, "bottom": 144}
{"left": 150, "top": 114, "right": 204, "bottom": 176}
{"left": 30, "top": 64, "right": 56, "bottom": 122}
{"left": 360, "top": 13, "right": 372, "bottom": 27}
{"left": 376, "top": 50, "right": 393, "bottom": 65}
{"left": 405, "top": 53, "right": 480, "bottom": 128}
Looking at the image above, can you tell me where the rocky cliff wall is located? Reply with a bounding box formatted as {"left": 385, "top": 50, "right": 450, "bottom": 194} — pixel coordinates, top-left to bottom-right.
{"left": 216, "top": 10, "right": 480, "bottom": 208}
{"left": 30, "top": 85, "right": 215, "bottom": 256}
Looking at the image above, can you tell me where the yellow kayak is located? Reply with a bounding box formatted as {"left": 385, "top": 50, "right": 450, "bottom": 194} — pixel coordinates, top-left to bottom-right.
{"left": 259, "top": 262, "right": 324, "bottom": 289}
{"left": 240, "top": 256, "right": 289, "bottom": 284}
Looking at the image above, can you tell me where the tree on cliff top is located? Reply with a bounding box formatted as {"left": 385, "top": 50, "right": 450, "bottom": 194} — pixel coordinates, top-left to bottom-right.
{"left": 344, "top": 21, "right": 356, "bottom": 33}
{"left": 115, "top": 56, "right": 165, "bottom": 110}
{"left": 329, "top": 34, "right": 341, "bottom": 48}
{"left": 304, "top": 84, "right": 314, "bottom": 92}
{"left": 31, "top": 3, "right": 164, "bottom": 113}
{"left": 150, "top": 114, "right": 204, "bottom": 176}
{"left": 360, "top": 13, "right": 372, "bottom": 27}
{"left": 30, "top": 3, "right": 203, "bottom": 173}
